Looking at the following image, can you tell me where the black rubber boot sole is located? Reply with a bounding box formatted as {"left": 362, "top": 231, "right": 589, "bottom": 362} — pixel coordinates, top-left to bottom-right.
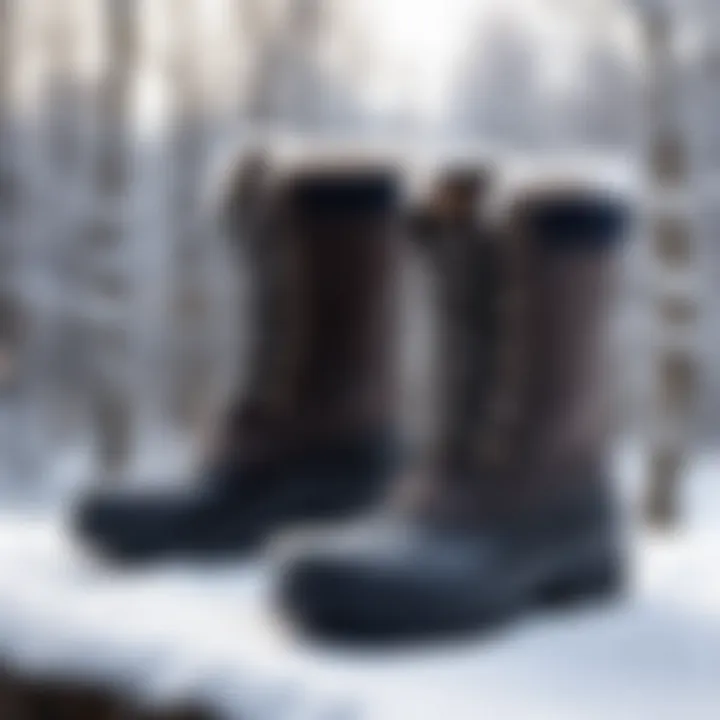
{"left": 281, "top": 555, "right": 625, "bottom": 646}
{"left": 80, "top": 450, "right": 396, "bottom": 566}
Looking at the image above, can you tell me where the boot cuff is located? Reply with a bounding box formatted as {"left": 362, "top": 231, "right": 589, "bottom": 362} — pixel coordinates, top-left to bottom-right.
{"left": 284, "top": 170, "right": 400, "bottom": 215}
{"left": 509, "top": 186, "right": 632, "bottom": 251}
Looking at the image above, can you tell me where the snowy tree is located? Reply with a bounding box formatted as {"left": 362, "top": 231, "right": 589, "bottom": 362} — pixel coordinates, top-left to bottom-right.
{"left": 167, "top": 0, "right": 214, "bottom": 433}
{"left": 82, "top": 0, "right": 138, "bottom": 480}
{"left": 566, "top": 37, "right": 641, "bottom": 149}
{"left": 0, "top": 0, "right": 21, "bottom": 389}
{"left": 451, "top": 14, "right": 546, "bottom": 148}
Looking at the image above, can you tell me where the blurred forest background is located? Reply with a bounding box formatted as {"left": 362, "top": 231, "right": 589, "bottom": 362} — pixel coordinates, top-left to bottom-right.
{"left": 0, "top": 0, "right": 718, "bottom": 498}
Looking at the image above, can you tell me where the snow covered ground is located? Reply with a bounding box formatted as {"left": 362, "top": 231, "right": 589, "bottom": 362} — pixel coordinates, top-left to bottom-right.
{"left": 0, "top": 447, "right": 717, "bottom": 720}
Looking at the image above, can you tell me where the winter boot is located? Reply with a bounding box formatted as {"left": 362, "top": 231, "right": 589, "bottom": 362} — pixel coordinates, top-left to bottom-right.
{"left": 74, "top": 151, "right": 402, "bottom": 562}
{"left": 277, "top": 170, "right": 632, "bottom": 641}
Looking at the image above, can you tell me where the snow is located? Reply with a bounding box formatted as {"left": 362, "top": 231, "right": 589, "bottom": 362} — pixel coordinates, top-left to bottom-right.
{"left": 0, "top": 447, "right": 717, "bottom": 720}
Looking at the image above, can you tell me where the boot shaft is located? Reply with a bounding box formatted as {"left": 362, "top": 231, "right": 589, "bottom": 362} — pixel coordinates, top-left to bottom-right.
{"left": 277, "top": 168, "right": 401, "bottom": 431}
{"left": 481, "top": 184, "right": 631, "bottom": 480}
{"left": 407, "top": 168, "right": 632, "bottom": 520}
{"left": 218, "top": 150, "right": 402, "bottom": 449}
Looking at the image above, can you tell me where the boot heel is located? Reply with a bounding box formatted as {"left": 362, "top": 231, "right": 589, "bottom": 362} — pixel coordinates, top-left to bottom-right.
{"left": 537, "top": 558, "right": 624, "bottom": 609}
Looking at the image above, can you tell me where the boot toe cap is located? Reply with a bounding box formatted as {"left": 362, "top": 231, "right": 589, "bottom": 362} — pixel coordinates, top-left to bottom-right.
{"left": 73, "top": 490, "right": 189, "bottom": 561}
{"left": 277, "top": 529, "right": 494, "bottom": 641}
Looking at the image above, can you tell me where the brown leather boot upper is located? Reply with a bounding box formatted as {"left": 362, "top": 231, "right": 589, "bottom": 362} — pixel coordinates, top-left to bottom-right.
{"left": 210, "top": 151, "right": 402, "bottom": 468}
{"left": 405, "top": 172, "right": 631, "bottom": 524}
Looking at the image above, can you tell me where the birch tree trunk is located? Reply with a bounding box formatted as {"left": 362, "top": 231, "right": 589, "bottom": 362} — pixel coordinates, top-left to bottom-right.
{"left": 242, "top": 0, "right": 285, "bottom": 129}
{"left": 284, "top": 0, "right": 326, "bottom": 131}
{"left": 167, "top": 0, "right": 212, "bottom": 435}
{"left": 641, "top": 5, "right": 698, "bottom": 526}
{"left": 241, "top": 0, "right": 326, "bottom": 131}
{"left": 0, "top": 0, "right": 20, "bottom": 386}
{"left": 0, "top": 0, "right": 25, "bottom": 483}
{"left": 85, "top": 0, "right": 138, "bottom": 480}
{"left": 41, "top": 0, "right": 86, "bottom": 452}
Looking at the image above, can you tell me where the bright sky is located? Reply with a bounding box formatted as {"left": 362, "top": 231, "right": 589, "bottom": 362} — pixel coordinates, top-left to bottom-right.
{"left": 348, "top": 0, "right": 635, "bottom": 122}
{"left": 20, "top": 0, "right": 636, "bottom": 134}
